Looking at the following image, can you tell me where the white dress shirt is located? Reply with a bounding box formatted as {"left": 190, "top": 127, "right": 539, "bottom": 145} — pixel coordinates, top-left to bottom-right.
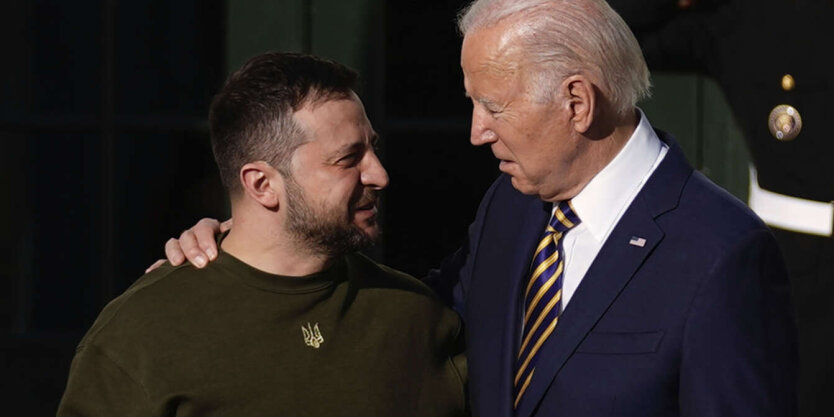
{"left": 557, "top": 110, "right": 668, "bottom": 309}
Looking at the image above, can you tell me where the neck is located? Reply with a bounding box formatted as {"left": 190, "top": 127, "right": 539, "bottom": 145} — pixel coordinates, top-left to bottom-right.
{"left": 594, "top": 108, "right": 640, "bottom": 168}
{"left": 547, "top": 108, "right": 640, "bottom": 202}
{"left": 220, "top": 206, "right": 334, "bottom": 277}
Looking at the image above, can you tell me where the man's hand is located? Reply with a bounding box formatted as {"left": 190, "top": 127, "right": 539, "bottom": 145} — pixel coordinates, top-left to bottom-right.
{"left": 145, "top": 218, "right": 233, "bottom": 273}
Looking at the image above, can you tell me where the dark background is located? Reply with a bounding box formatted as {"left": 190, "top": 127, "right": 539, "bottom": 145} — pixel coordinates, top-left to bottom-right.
{"left": 1, "top": 0, "right": 757, "bottom": 414}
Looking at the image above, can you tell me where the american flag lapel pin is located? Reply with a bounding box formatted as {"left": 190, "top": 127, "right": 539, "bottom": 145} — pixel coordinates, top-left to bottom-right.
{"left": 629, "top": 236, "right": 647, "bottom": 247}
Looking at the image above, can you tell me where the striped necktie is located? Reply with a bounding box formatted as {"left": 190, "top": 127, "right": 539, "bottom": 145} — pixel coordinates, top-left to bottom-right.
{"left": 514, "top": 200, "right": 581, "bottom": 409}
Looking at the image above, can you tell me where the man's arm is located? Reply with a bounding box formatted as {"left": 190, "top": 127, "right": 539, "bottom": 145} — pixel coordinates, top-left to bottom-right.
{"left": 679, "top": 229, "right": 797, "bottom": 415}
{"left": 424, "top": 174, "right": 507, "bottom": 315}
{"left": 57, "top": 344, "right": 153, "bottom": 417}
{"left": 155, "top": 175, "right": 507, "bottom": 313}
{"left": 425, "top": 235, "right": 474, "bottom": 315}
{"left": 158, "top": 214, "right": 473, "bottom": 312}
{"left": 157, "top": 210, "right": 476, "bottom": 308}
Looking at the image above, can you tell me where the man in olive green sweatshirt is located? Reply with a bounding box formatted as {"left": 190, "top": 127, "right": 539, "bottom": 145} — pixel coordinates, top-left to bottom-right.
{"left": 57, "top": 52, "right": 467, "bottom": 417}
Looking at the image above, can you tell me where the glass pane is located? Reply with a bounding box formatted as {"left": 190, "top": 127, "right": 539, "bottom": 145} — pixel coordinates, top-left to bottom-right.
{"left": 382, "top": 130, "right": 497, "bottom": 276}
{"left": 115, "top": 0, "right": 225, "bottom": 117}
{"left": 25, "top": 133, "right": 103, "bottom": 332}
{"left": 386, "top": 1, "right": 471, "bottom": 119}
{"left": 111, "top": 131, "right": 227, "bottom": 292}
{"left": 0, "top": 1, "right": 101, "bottom": 119}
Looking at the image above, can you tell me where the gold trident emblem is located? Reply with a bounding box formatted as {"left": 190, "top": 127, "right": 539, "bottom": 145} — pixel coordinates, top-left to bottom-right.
{"left": 302, "top": 322, "right": 324, "bottom": 349}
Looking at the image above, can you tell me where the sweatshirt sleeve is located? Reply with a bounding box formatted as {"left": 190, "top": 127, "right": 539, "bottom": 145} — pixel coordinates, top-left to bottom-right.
{"left": 57, "top": 343, "right": 153, "bottom": 417}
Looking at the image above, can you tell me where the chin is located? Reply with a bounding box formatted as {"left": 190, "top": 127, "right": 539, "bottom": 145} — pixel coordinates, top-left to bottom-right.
{"left": 356, "top": 223, "right": 380, "bottom": 241}
{"left": 364, "top": 228, "right": 380, "bottom": 242}
{"left": 509, "top": 177, "right": 541, "bottom": 196}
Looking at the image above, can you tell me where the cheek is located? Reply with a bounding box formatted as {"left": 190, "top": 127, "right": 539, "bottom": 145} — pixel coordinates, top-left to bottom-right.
{"left": 517, "top": 143, "right": 558, "bottom": 183}
{"left": 324, "top": 175, "right": 363, "bottom": 204}
{"left": 521, "top": 158, "right": 549, "bottom": 182}
{"left": 320, "top": 184, "right": 352, "bottom": 207}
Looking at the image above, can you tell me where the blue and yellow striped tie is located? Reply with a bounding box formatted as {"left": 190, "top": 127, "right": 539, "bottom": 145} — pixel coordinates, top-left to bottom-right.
{"left": 514, "top": 200, "right": 581, "bottom": 409}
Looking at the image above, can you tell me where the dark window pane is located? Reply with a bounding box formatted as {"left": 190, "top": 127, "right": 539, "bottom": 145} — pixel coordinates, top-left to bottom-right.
{"left": 111, "top": 131, "right": 227, "bottom": 292}
{"left": 386, "top": 1, "right": 471, "bottom": 119}
{"left": 382, "top": 130, "right": 497, "bottom": 276}
{"left": 0, "top": 1, "right": 101, "bottom": 119}
{"left": 1, "top": 133, "right": 30, "bottom": 332}
{"left": 27, "top": 133, "right": 103, "bottom": 332}
{"left": 115, "top": 0, "right": 225, "bottom": 117}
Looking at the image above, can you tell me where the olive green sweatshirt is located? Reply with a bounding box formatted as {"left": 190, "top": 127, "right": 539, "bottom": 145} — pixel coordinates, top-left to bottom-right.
{"left": 57, "top": 251, "right": 467, "bottom": 416}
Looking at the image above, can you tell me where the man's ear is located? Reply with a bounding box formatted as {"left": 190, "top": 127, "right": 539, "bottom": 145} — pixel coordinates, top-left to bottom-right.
{"left": 561, "top": 74, "right": 596, "bottom": 134}
{"left": 239, "top": 161, "right": 283, "bottom": 209}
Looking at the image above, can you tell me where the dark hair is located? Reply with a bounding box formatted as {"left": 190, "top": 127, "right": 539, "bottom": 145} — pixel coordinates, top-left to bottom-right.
{"left": 209, "top": 52, "right": 359, "bottom": 195}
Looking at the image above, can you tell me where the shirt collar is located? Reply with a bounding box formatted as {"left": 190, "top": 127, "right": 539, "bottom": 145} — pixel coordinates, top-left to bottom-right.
{"left": 565, "top": 109, "right": 663, "bottom": 242}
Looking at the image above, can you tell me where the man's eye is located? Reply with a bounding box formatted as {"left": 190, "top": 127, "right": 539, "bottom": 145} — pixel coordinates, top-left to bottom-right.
{"left": 481, "top": 103, "right": 501, "bottom": 116}
{"left": 338, "top": 152, "right": 361, "bottom": 165}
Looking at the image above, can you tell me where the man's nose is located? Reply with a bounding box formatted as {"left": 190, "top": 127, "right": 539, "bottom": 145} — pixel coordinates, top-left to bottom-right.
{"left": 470, "top": 108, "right": 498, "bottom": 146}
{"left": 360, "top": 150, "right": 389, "bottom": 190}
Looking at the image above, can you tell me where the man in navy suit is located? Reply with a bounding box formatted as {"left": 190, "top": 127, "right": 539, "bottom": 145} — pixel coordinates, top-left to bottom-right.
{"left": 161, "top": 0, "right": 797, "bottom": 415}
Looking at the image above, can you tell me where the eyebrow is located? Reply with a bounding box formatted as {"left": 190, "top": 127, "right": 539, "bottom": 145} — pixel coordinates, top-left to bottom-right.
{"left": 330, "top": 133, "right": 379, "bottom": 160}
{"left": 477, "top": 97, "right": 501, "bottom": 111}
{"left": 480, "top": 98, "right": 498, "bottom": 107}
{"left": 464, "top": 91, "right": 499, "bottom": 109}
{"left": 333, "top": 142, "right": 364, "bottom": 157}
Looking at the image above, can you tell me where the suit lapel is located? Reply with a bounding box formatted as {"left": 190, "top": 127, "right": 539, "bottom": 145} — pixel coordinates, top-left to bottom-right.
{"left": 469, "top": 193, "right": 550, "bottom": 417}
{"left": 515, "top": 196, "right": 663, "bottom": 417}
{"left": 515, "top": 132, "right": 690, "bottom": 417}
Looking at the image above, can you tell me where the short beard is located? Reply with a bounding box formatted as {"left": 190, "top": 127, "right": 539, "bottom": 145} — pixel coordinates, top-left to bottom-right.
{"left": 283, "top": 174, "right": 377, "bottom": 257}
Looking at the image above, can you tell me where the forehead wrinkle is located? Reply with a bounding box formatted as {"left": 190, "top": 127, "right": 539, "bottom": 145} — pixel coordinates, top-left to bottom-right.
{"left": 477, "top": 36, "right": 521, "bottom": 77}
{"left": 476, "top": 56, "right": 516, "bottom": 80}
{"left": 464, "top": 26, "right": 532, "bottom": 104}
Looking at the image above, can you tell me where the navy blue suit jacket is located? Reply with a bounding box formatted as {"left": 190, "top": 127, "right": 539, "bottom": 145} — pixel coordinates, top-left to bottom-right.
{"left": 429, "top": 132, "right": 797, "bottom": 416}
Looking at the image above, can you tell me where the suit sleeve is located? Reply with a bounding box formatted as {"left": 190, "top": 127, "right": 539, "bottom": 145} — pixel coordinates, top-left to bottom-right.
{"left": 679, "top": 229, "right": 798, "bottom": 416}
{"left": 424, "top": 175, "right": 506, "bottom": 316}
{"left": 57, "top": 343, "right": 153, "bottom": 417}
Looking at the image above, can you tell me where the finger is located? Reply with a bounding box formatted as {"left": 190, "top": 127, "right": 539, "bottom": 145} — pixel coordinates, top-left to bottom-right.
{"left": 145, "top": 259, "right": 166, "bottom": 274}
{"left": 219, "top": 218, "right": 233, "bottom": 233}
{"left": 164, "top": 238, "right": 186, "bottom": 266}
{"left": 179, "top": 229, "right": 208, "bottom": 268}
{"left": 194, "top": 218, "right": 222, "bottom": 260}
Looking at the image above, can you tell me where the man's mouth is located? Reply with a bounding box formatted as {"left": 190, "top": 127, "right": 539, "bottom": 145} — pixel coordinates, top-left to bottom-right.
{"left": 354, "top": 192, "right": 379, "bottom": 212}
{"left": 353, "top": 190, "right": 380, "bottom": 217}
{"left": 355, "top": 200, "right": 377, "bottom": 211}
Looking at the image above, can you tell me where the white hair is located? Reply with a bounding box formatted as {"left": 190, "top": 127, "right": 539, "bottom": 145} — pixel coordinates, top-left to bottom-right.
{"left": 458, "top": 0, "right": 651, "bottom": 116}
